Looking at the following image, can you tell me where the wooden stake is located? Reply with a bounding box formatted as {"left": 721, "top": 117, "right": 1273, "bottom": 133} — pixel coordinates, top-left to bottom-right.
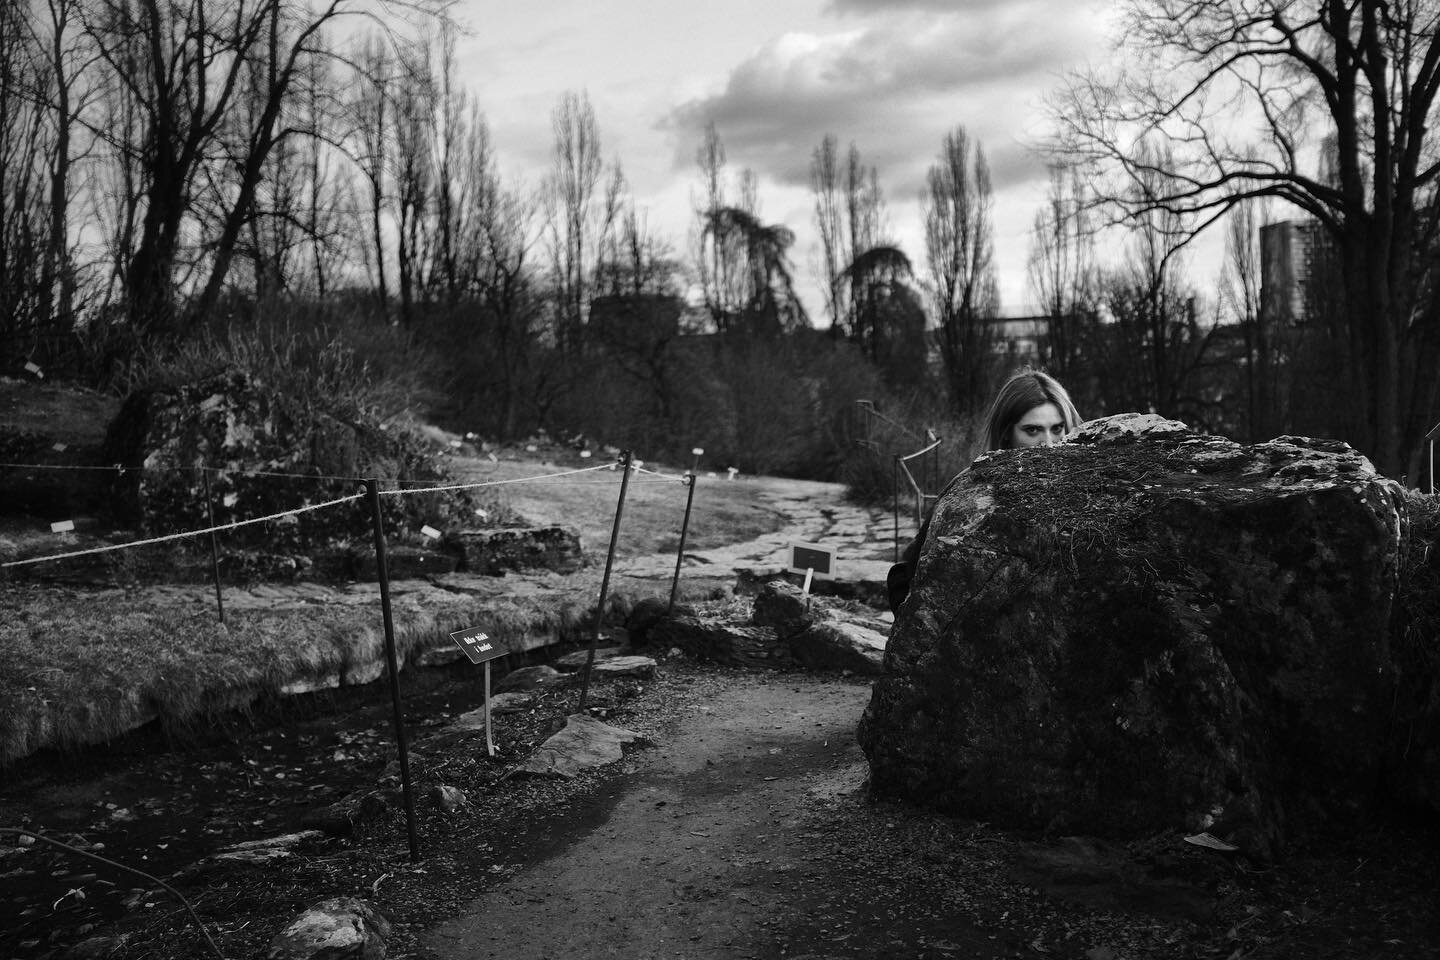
{"left": 484, "top": 661, "right": 495, "bottom": 757}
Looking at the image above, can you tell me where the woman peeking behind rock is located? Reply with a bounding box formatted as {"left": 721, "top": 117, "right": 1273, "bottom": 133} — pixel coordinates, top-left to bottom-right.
{"left": 885, "top": 369, "right": 1083, "bottom": 613}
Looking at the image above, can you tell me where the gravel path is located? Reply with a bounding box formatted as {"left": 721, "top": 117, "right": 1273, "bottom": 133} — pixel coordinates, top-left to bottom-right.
{"left": 424, "top": 676, "right": 1021, "bottom": 960}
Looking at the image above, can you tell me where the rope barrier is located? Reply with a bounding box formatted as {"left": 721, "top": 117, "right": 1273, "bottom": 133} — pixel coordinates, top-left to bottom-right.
{"left": 0, "top": 460, "right": 407, "bottom": 484}
{"left": 0, "top": 459, "right": 674, "bottom": 569}
{"left": 375, "top": 463, "right": 614, "bottom": 497}
{"left": 0, "top": 461, "right": 127, "bottom": 473}
{"left": 0, "top": 491, "right": 365, "bottom": 569}
{"left": 0, "top": 459, "right": 613, "bottom": 485}
{"left": 632, "top": 465, "right": 689, "bottom": 483}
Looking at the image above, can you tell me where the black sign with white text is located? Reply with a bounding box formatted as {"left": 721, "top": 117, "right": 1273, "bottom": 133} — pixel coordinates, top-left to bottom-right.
{"left": 448, "top": 627, "right": 509, "bottom": 665}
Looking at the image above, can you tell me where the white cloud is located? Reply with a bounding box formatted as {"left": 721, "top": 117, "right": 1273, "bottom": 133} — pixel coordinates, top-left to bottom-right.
{"left": 458, "top": 0, "right": 1135, "bottom": 316}
{"left": 664, "top": 6, "right": 1103, "bottom": 193}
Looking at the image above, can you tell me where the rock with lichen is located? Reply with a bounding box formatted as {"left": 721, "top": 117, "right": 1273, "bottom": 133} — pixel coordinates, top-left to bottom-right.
{"left": 266, "top": 896, "right": 391, "bottom": 960}
{"left": 857, "top": 414, "right": 1432, "bottom": 858}
{"left": 101, "top": 368, "right": 485, "bottom": 560}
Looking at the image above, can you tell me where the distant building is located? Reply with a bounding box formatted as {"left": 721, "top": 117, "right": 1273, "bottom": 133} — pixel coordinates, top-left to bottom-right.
{"left": 1260, "top": 219, "right": 1327, "bottom": 324}
{"left": 987, "top": 316, "right": 1049, "bottom": 361}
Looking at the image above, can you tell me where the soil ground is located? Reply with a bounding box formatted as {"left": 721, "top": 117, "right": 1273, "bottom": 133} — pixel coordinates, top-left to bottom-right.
{"left": 3, "top": 662, "right": 1437, "bottom": 960}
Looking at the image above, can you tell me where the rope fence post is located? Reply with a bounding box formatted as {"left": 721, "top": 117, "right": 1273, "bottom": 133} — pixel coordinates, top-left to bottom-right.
{"left": 579, "top": 450, "right": 633, "bottom": 712}
{"left": 667, "top": 471, "right": 698, "bottom": 616}
{"left": 1427, "top": 420, "right": 1440, "bottom": 494}
{"left": 363, "top": 478, "right": 420, "bottom": 863}
{"left": 892, "top": 456, "right": 900, "bottom": 563}
{"left": 201, "top": 468, "right": 224, "bottom": 625}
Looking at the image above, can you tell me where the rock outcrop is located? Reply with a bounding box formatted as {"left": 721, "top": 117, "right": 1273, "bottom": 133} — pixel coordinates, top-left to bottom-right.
{"left": 752, "top": 581, "right": 886, "bottom": 675}
{"left": 266, "top": 896, "right": 391, "bottom": 960}
{"left": 858, "top": 415, "right": 1431, "bottom": 857}
{"left": 444, "top": 525, "right": 584, "bottom": 575}
{"left": 509, "top": 714, "right": 645, "bottom": 779}
{"left": 102, "top": 368, "right": 484, "bottom": 561}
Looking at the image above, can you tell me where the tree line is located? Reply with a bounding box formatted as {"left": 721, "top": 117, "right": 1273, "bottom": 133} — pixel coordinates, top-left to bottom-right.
{"left": 2, "top": 1, "right": 1438, "bottom": 485}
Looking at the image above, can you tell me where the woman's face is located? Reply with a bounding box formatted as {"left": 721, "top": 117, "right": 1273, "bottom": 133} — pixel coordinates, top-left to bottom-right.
{"left": 1009, "top": 402, "right": 1067, "bottom": 448}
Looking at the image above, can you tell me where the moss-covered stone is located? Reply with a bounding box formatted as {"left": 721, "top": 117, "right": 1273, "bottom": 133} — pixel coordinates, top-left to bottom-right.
{"left": 102, "top": 368, "right": 485, "bottom": 557}
{"left": 857, "top": 415, "right": 1433, "bottom": 857}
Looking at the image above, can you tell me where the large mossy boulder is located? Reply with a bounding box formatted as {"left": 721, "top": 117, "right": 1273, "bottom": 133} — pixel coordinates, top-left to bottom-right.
{"left": 102, "top": 369, "right": 482, "bottom": 558}
{"left": 857, "top": 414, "right": 1436, "bottom": 858}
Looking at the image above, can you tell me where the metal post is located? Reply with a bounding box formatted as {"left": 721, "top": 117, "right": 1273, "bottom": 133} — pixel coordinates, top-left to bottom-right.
{"left": 484, "top": 661, "right": 495, "bottom": 757}
{"left": 201, "top": 469, "right": 224, "bottom": 625}
{"left": 579, "top": 450, "right": 633, "bottom": 712}
{"left": 892, "top": 457, "right": 901, "bottom": 563}
{"left": 364, "top": 478, "right": 420, "bottom": 863}
{"left": 667, "top": 472, "right": 698, "bottom": 616}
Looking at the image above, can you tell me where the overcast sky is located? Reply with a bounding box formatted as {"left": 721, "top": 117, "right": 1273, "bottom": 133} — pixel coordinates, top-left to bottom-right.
{"left": 455, "top": 0, "right": 1220, "bottom": 320}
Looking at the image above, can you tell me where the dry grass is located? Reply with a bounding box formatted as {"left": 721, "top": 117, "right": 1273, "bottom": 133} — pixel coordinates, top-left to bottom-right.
{"left": 0, "top": 577, "right": 611, "bottom": 765}
{"left": 0, "top": 451, "right": 798, "bottom": 765}
{"left": 456, "top": 453, "right": 788, "bottom": 554}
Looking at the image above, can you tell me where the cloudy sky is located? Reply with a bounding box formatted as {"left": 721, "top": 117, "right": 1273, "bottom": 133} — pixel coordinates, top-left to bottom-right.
{"left": 454, "top": 0, "right": 1219, "bottom": 320}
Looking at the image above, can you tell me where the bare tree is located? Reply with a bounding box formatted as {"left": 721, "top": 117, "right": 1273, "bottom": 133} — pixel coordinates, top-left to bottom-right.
{"left": 346, "top": 33, "right": 395, "bottom": 317}
{"left": 1221, "top": 193, "right": 1281, "bottom": 440}
{"left": 693, "top": 123, "right": 762, "bottom": 334}
{"left": 811, "top": 135, "right": 845, "bottom": 334}
{"left": 1026, "top": 164, "right": 1094, "bottom": 377}
{"left": 924, "top": 125, "right": 998, "bottom": 413}
{"left": 81, "top": 0, "right": 381, "bottom": 335}
{"left": 391, "top": 39, "right": 434, "bottom": 328}
{"left": 0, "top": 1, "right": 48, "bottom": 359}
{"left": 810, "top": 135, "right": 886, "bottom": 342}
{"left": 543, "top": 89, "right": 623, "bottom": 351}
{"left": 35, "top": 0, "right": 103, "bottom": 337}
{"left": 1050, "top": 0, "right": 1440, "bottom": 479}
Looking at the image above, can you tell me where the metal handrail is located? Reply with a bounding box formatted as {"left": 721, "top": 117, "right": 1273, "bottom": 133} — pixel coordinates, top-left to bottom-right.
{"left": 1427, "top": 420, "right": 1440, "bottom": 494}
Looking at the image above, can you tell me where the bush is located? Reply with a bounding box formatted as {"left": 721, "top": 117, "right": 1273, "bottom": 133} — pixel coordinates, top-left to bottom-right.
{"left": 841, "top": 396, "right": 982, "bottom": 508}
{"left": 125, "top": 301, "right": 436, "bottom": 425}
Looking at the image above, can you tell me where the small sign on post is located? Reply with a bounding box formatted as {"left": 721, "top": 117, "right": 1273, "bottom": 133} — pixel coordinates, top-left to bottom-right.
{"left": 788, "top": 541, "right": 836, "bottom": 581}
{"left": 449, "top": 627, "right": 509, "bottom": 757}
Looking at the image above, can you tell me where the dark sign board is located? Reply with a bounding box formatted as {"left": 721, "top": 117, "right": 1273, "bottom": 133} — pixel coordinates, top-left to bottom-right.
{"left": 448, "top": 627, "right": 509, "bottom": 665}
{"left": 788, "top": 541, "right": 835, "bottom": 579}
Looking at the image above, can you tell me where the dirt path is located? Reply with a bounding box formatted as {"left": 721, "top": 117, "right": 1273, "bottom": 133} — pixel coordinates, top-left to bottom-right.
{"left": 424, "top": 676, "right": 1022, "bottom": 960}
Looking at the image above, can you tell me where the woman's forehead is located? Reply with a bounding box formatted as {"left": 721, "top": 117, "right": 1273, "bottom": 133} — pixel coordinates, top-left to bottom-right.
{"left": 1017, "top": 402, "right": 1064, "bottom": 424}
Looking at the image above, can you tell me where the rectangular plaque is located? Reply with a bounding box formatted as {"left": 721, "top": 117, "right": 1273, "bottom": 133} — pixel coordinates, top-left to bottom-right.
{"left": 449, "top": 627, "right": 508, "bottom": 665}
{"left": 788, "top": 541, "right": 835, "bottom": 580}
